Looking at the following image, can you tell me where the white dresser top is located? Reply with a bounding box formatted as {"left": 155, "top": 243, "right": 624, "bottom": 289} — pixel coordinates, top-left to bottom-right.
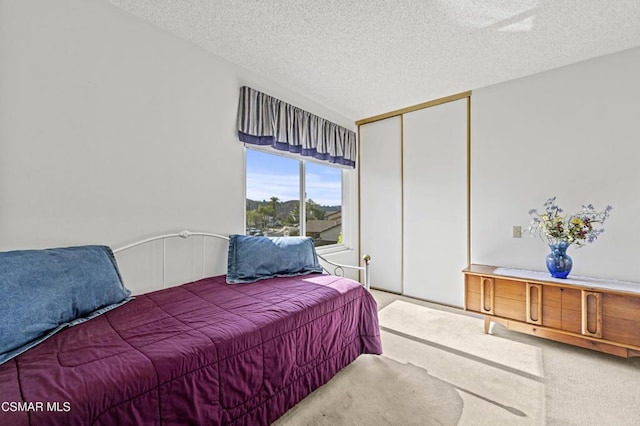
{"left": 494, "top": 267, "right": 640, "bottom": 294}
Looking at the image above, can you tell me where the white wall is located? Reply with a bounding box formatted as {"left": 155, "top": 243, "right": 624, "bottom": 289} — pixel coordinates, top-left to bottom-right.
{"left": 0, "top": 0, "right": 358, "bottom": 285}
{"left": 471, "top": 46, "right": 640, "bottom": 282}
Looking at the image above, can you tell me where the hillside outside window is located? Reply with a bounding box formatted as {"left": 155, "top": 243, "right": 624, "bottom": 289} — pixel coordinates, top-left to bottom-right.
{"left": 245, "top": 149, "right": 342, "bottom": 247}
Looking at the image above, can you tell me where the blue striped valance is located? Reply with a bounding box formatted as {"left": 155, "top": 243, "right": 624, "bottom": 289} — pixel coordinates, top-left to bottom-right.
{"left": 237, "top": 86, "right": 357, "bottom": 168}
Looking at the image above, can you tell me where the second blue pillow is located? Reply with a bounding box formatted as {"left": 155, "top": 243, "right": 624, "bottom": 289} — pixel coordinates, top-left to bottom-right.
{"left": 226, "top": 235, "right": 323, "bottom": 284}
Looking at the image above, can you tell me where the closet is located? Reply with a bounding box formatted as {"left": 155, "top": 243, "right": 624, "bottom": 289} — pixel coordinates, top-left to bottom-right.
{"left": 358, "top": 93, "right": 470, "bottom": 307}
{"left": 359, "top": 116, "right": 403, "bottom": 294}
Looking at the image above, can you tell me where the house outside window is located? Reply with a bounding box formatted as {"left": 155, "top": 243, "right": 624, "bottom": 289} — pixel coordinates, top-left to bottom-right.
{"left": 245, "top": 148, "right": 343, "bottom": 247}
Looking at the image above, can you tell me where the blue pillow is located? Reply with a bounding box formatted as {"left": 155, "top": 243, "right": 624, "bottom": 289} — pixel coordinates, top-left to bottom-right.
{"left": 0, "top": 245, "right": 131, "bottom": 365}
{"left": 226, "top": 235, "right": 324, "bottom": 284}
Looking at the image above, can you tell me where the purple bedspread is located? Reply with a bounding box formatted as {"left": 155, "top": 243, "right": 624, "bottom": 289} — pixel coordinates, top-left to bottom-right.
{"left": 0, "top": 274, "right": 381, "bottom": 425}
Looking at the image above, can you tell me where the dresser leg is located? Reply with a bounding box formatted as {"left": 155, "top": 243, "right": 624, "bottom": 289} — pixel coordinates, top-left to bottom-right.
{"left": 484, "top": 316, "right": 491, "bottom": 334}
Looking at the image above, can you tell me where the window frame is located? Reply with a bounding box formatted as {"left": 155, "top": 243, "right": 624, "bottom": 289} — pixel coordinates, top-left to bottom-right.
{"left": 243, "top": 146, "right": 352, "bottom": 254}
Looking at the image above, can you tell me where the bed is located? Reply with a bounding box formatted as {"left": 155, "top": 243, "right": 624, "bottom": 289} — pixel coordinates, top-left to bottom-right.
{"left": 0, "top": 231, "right": 382, "bottom": 425}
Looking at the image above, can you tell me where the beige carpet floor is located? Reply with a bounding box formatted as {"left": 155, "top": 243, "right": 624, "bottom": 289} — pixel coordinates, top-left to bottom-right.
{"left": 378, "top": 300, "right": 544, "bottom": 378}
{"left": 275, "top": 355, "right": 463, "bottom": 425}
{"left": 274, "top": 291, "right": 640, "bottom": 425}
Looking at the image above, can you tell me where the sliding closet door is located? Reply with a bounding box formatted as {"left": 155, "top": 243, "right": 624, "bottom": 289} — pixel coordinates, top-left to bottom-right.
{"left": 403, "top": 98, "right": 467, "bottom": 306}
{"left": 359, "top": 116, "right": 402, "bottom": 293}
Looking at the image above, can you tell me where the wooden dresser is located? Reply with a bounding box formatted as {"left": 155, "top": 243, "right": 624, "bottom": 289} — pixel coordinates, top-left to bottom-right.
{"left": 463, "top": 264, "right": 640, "bottom": 357}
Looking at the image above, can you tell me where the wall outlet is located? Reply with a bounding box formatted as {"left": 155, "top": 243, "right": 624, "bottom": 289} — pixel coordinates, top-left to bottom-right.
{"left": 512, "top": 225, "right": 522, "bottom": 238}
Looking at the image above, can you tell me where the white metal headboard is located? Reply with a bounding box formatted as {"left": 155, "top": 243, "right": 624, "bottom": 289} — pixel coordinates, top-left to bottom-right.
{"left": 114, "top": 230, "right": 228, "bottom": 255}
{"left": 113, "top": 230, "right": 371, "bottom": 290}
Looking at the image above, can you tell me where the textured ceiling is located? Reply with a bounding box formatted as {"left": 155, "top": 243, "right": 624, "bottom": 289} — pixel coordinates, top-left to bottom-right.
{"left": 105, "top": 0, "right": 640, "bottom": 122}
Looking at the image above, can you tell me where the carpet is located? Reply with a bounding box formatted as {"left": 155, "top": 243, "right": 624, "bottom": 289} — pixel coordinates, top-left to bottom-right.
{"left": 378, "top": 300, "right": 544, "bottom": 378}
{"left": 274, "top": 355, "right": 463, "bottom": 425}
{"left": 377, "top": 300, "right": 545, "bottom": 425}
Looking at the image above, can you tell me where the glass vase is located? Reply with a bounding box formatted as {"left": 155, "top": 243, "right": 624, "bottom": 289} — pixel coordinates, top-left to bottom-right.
{"left": 546, "top": 241, "right": 572, "bottom": 279}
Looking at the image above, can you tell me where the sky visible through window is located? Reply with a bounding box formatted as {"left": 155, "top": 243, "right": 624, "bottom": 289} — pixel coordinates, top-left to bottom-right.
{"left": 246, "top": 150, "right": 341, "bottom": 207}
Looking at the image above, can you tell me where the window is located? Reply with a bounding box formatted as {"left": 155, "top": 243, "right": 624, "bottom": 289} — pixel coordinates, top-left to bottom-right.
{"left": 245, "top": 149, "right": 343, "bottom": 247}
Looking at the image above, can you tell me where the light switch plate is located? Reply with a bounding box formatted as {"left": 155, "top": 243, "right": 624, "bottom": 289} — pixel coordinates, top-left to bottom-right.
{"left": 512, "top": 225, "right": 522, "bottom": 238}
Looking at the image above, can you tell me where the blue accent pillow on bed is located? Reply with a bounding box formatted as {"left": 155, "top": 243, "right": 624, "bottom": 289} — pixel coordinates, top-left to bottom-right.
{"left": 226, "top": 235, "right": 324, "bottom": 284}
{"left": 0, "top": 245, "right": 132, "bottom": 365}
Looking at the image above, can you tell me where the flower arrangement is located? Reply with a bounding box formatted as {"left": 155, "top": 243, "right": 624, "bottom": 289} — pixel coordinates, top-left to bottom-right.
{"left": 527, "top": 196, "right": 613, "bottom": 247}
